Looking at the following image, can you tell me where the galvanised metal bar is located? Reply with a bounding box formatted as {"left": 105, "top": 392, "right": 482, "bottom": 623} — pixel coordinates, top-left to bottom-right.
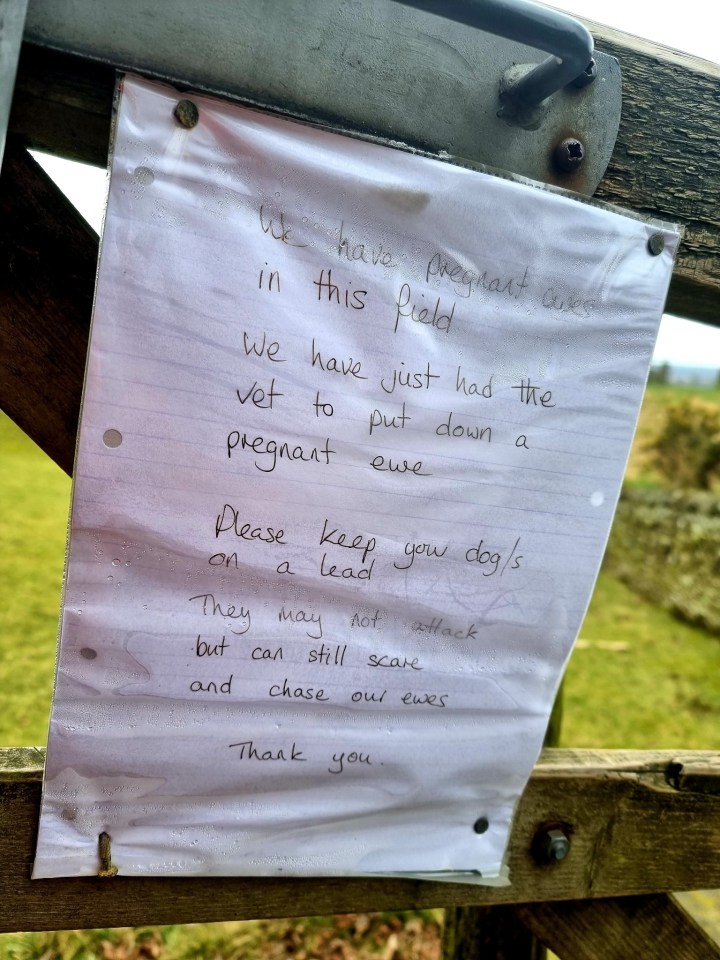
{"left": 22, "top": 0, "right": 620, "bottom": 195}
{"left": 0, "top": 0, "right": 30, "bottom": 168}
{"left": 393, "top": 0, "right": 594, "bottom": 104}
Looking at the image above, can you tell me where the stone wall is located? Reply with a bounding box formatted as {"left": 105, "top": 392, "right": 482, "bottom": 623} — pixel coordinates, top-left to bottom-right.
{"left": 605, "top": 488, "right": 720, "bottom": 635}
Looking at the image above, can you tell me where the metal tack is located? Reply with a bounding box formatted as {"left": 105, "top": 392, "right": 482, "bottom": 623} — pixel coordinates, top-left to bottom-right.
{"left": 648, "top": 233, "right": 665, "bottom": 256}
{"left": 174, "top": 99, "right": 199, "bottom": 129}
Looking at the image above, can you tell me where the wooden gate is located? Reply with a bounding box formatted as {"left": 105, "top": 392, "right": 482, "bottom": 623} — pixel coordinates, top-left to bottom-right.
{"left": 1, "top": 7, "right": 719, "bottom": 957}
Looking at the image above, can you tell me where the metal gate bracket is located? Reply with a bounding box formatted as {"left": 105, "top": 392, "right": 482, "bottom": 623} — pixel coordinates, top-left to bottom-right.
{"left": 23, "top": 0, "right": 621, "bottom": 195}
{"left": 0, "top": 0, "right": 30, "bottom": 168}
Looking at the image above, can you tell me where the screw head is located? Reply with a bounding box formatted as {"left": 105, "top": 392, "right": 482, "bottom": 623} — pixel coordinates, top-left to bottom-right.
{"left": 648, "top": 233, "right": 665, "bottom": 256}
{"left": 553, "top": 138, "right": 585, "bottom": 174}
{"left": 534, "top": 827, "right": 570, "bottom": 864}
{"left": 174, "top": 99, "right": 199, "bottom": 129}
{"left": 572, "top": 59, "right": 597, "bottom": 89}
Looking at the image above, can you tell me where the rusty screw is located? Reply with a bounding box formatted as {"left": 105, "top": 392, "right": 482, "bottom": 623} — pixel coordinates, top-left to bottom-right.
{"left": 553, "top": 138, "right": 585, "bottom": 175}
{"left": 534, "top": 827, "right": 570, "bottom": 864}
{"left": 571, "top": 59, "right": 597, "bottom": 89}
{"left": 174, "top": 99, "right": 199, "bottom": 129}
{"left": 98, "top": 831, "right": 118, "bottom": 878}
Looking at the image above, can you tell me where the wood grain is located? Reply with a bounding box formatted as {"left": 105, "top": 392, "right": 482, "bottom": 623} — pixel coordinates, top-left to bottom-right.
{"left": 518, "top": 894, "right": 720, "bottom": 960}
{"left": 8, "top": 44, "right": 114, "bottom": 167}
{"left": 590, "top": 23, "right": 720, "bottom": 327}
{"left": 1, "top": 748, "right": 717, "bottom": 933}
{"left": 0, "top": 139, "right": 96, "bottom": 473}
{"left": 443, "top": 906, "right": 543, "bottom": 960}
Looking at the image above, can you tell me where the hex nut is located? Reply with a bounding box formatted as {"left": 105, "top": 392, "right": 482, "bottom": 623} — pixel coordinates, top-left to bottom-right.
{"left": 534, "top": 827, "right": 571, "bottom": 864}
{"left": 572, "top": 59, "right": 598, "bottom": 89}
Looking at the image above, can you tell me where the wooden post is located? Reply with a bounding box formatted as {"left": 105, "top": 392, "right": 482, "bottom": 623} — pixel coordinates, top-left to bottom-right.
{"left": 0, "top": 139, "right": 95, "bottom": 470}
{"left": 518, "top": 894, "right": 719, "bottom": 960}
{"left": 443, "top": 906, "right": 544, "bottom": 960}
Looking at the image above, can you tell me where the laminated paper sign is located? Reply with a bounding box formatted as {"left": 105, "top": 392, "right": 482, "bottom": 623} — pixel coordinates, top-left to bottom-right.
{"left": 34, "top": 75, "right": 679, "bottom": 879}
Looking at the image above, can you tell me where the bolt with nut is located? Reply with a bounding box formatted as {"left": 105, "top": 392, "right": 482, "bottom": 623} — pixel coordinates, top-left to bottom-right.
{"left": 533, "top": 825, "right": 571, "bottom": 864}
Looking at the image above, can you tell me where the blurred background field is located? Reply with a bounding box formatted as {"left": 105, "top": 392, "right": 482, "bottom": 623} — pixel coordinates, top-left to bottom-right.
{"left": 0, "top": 375, "right": 718, "bottom": 956}
{"left": 0, "top": 913, "right": 444, "bottom": 960}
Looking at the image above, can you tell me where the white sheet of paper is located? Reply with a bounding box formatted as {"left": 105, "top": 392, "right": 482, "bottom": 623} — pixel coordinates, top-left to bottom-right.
{"left": 34, "top": 75, "right": 679, "bottom": 879}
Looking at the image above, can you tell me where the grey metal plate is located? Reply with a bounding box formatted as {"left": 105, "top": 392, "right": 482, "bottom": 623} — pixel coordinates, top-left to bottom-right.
{"left": 0, "top": 0, "right": 30, "bottom": 168}
{"left": 24, "top": 0, "right": 620, "bottom": 195}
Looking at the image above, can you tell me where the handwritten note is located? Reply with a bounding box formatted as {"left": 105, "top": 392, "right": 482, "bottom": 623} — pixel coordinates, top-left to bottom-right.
{"left": 33, "top": 75, "right": 679, "bottom": 879}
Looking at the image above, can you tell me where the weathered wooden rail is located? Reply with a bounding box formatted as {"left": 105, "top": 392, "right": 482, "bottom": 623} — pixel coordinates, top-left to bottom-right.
{"left": 1, "top": 12, "right": 719, "bottom": 959}
{"left": 2, "top": 748, "right": 718, "bottom": 955}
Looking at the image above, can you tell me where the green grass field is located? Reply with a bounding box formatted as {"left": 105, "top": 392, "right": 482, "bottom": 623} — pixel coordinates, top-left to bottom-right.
{"left": 0, "top": 381, "right": 718, "bottom": 956}
{"left": 565, "top": 571, "right": 720, "bottom": 748}
{"left": 0, "top": 417, "right": 70, "bottom": 744}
